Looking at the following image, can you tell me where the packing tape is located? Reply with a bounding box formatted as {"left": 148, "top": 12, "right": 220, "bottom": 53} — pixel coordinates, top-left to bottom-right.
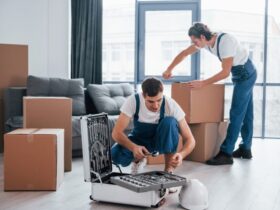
{"left": 27, "top": 134, "right": 34, "bottom": 143}
{"left": 27, "top": 129, "right": 40, "bottom": 143}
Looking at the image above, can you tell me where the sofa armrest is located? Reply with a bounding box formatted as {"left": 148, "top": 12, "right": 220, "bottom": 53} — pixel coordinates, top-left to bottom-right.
{"left": 4, "top": 87, "right": 27, "bottom": 122}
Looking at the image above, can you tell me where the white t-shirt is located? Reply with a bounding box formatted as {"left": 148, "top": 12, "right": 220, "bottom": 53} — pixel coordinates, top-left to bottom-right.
{"left": 204, "top": 32, "right": 249, "bottom": 66}
{"left": 120, "top": 93, "right": 185, "bottom": 124}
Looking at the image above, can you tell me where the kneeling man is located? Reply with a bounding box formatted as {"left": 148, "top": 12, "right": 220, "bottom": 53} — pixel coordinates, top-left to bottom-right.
{"left": 112, "top": 77, "right": 195, "bottom": 174}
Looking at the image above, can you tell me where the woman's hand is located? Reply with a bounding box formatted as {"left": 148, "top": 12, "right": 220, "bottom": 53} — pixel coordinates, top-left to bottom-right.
{"left": 186, "top": 80, "right": 206, "bottom": 88}
{"left": 162, "top": 70, "right": 172, "bottom": 79}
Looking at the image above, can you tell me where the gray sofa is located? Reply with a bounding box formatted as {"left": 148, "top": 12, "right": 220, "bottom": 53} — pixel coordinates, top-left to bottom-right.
{"left": 4, "top": 76, "right": 134, "bottom": 157}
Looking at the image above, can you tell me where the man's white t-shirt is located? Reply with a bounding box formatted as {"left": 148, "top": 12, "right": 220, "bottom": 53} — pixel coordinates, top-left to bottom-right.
{"left": 203, "top": 32, "right": 249, "bottom": 66}
{"left": 120, "top": 93, "right": 185, "bottom": 124}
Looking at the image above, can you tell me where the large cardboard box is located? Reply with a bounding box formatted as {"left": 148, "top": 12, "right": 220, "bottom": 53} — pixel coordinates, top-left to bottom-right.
{"left": 0, "top": 44, "right": 28, "bottom": 98}
{"left": 185, "top": 121, "right": 228, "bottom": 163}
{"left": 171, "top": 83, "right": 225, "bottom": 124}
{"left": 4, "top": 128, "right": 64, "bottom": 191}
{"left": 0, "top": 99, "right": 4, "bottom": 153}
{"left": 147, "top": 135, "right": 183, "bottom": 165}
{"left": 0, "top": 44, "right": 28, "bottom": 153}
{"left": 23, "top": 97, "right": 72, "bottom": 172}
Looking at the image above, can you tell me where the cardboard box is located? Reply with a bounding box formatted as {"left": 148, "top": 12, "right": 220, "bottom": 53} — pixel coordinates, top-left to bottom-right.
{"left": 0, "top": 44, "right": 28, "bottom": 99}
{"left": 4, "top": 128, "right": 64, "bottom": 191}
{"left": 0, "top": 99, "right": 4, "bottom": 153}
{"left": 0, "top": 44, "right": 28, "bottom": 153}
{"left": 185, "top": 121, "right": 228, "bottom": 163}
{"left": 171, "top": 83, "right": 225, "bottom": 124}
{"left": 147, "top": 135, "right": 183, "bottom": 165}
{"left": 23, "top": 97, "right": 72, "bottom": 172}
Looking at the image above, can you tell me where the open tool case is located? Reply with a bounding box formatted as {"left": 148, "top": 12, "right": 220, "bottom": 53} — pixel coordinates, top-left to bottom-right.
{"left": 81, "top": 113, "right": 186, "bottom": 207}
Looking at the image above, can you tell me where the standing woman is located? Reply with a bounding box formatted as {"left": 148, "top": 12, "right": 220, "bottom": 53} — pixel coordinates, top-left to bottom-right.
{"left": 163, "top": 22, "right": 257, "bottom": 165}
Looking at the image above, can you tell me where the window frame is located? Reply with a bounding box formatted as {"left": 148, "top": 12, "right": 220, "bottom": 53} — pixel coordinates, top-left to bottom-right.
{"left": 135, "top": 0, "right": 201, "bottom": 83}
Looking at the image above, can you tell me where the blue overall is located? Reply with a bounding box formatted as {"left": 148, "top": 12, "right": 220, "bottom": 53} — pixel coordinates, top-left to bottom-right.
{"left": 111, "top": 94, "right": 179, "bottom": 167}
{"left": 216, "top": 33, "right": 257, "bottom": 155}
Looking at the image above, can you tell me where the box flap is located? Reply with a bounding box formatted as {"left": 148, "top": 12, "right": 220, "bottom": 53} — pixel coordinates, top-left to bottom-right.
{"left": 35, "top": 129, "right": 64, "bottom": 135}
{"left": 7, "top": 128, "right": 38, "bottom": 135}
{"left": 80, "top": 113, "right": 112, "bottom": 182}
{"left": 24, "top": 96, "right": 70, "bottom": 100}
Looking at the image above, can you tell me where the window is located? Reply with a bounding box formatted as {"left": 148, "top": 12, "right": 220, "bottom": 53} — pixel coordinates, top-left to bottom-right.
{"left": 267, "top": 0, "right": 280, "bottom": 83}
{"left": 266, "top": 87, "right": 280, "bottom": 137}
{"left": 102, "top": 0, "right": 280, "bottom": 138}
{"left": 161, "top": 41, "right": 191, "bottom": 76}
{"left": 224, "top": 86, "right": 263, "bottom": 137}
{"left": 111, "top": 44, "right": 121, "bottom": 61}
{"left": 201, "top": 0, "right": 265, "bottom": 84}
{"left": 102, "top": 0, "right": 135, "bottom": 82}
{"left": 266, "top": 0, "right": 280, "bottom": 137}
{"left": 201, "top": 0, "right": 268, "bottom": 137}
{"left": 136, "top": 1, "right": 200, "bottom": 82}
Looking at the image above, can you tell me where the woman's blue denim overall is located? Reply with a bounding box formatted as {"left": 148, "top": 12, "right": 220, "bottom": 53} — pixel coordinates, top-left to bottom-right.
{"left": 212, "top": 33, "right": 257, "bottom": 155}
{"left": 220, "top": 59, "right": 257, "bottom": 154}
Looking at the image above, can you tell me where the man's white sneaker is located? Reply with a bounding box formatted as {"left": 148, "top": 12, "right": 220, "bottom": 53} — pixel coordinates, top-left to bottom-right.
{"left": 131, "top": 158, "right": 147, "bottom": 175}
{"left": 165, "top": 171, "right": 178, "bottom": 193}
{"left": 168, "top": 187, "right": 178, "bottom": 194}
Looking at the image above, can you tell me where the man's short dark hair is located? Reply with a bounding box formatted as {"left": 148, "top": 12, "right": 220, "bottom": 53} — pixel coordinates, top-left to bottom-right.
{"left": 188, "top": 22, "right": 214, "bottom": 41}
{"left": 142, "top": 77, "right": 163, "bottom": 97}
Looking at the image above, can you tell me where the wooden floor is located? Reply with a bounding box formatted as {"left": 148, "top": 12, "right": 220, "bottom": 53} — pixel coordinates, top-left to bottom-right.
{"left": 1, "top": 138, "right": 280, "bottom": 210}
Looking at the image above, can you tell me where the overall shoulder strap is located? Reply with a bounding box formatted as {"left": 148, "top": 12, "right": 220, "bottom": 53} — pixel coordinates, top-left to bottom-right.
{"left": 134, "top": 93, "right": 140, "bottom": 120}
{"left": 159, "top": 96, "right": 165, "bottom": 121}
{"left": 217, "top": 33, "right": 226, "bottom": 62}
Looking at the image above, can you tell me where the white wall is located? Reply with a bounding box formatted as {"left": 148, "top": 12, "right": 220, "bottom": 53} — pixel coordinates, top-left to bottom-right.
{"left": 0, "top": 0, "right": 71, "bottom": 78}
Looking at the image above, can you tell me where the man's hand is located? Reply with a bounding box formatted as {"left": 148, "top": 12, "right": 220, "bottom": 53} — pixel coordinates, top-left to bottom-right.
{"left": 132, "top": 145, "right": 149, "bottom": 160}
{"left": 162, "top": 70, "right": 172, "bottom": 79}
{"left": 186, "top": 80, "right": 205, "bottom": 88}
{"left": 169, "top": 153, "right": 183, "bottom": 168}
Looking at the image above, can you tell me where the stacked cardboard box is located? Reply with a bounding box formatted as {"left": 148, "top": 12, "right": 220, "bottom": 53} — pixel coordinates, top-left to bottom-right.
{"left": 186, "top": 122, "right": 228, "bottom": 162}
{"left": 23, "top": 97, "right": 72, "bottom": 172}
{"left": 0, "top": 44, "right": 28, "bottom": 153}
{"left": 4, "top": 128, "right": 64, "bottom": 191}
{"left": 171, "top": 83, "right": 228, "bottom": 163}
{"left": 0, "top": 99, "right": 4, "bottom": 153}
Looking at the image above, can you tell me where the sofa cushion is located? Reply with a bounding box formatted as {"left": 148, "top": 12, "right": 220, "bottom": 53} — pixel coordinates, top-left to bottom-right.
{"left": 87, "top": 83, "right": 134, "bottom": 115}
{"left": 27, "top": 75, "right": 86, "bottom": 116}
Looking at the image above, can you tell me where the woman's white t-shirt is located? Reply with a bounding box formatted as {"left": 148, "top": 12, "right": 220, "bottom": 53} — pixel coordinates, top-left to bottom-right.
{"left": 203, "top": 32, "right": 249, "bottom": 66}
{"left": 120, "top": 93, "right": 185, "bottom": 124}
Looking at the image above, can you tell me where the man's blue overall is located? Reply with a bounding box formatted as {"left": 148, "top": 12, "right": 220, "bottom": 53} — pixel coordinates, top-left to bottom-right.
{"left": 111, "top": 94, "right": 180, "bottom": 167}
